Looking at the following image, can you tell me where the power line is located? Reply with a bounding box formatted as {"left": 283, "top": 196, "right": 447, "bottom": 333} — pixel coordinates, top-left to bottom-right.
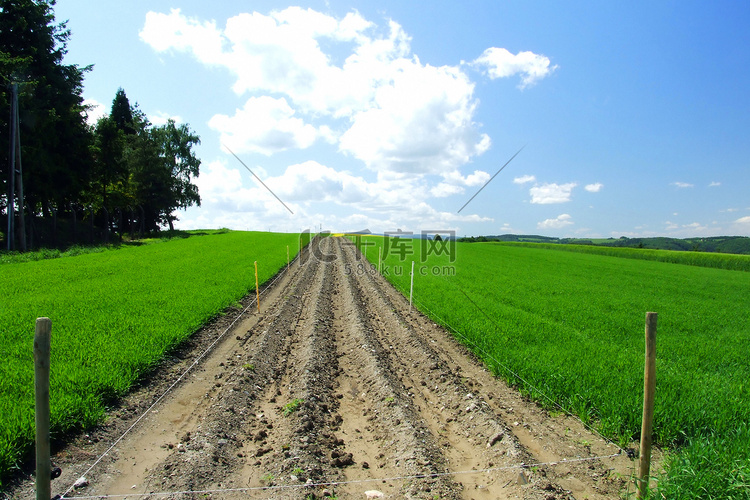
{"left": 457, "top": 145, "right": 525, "bottom": 214}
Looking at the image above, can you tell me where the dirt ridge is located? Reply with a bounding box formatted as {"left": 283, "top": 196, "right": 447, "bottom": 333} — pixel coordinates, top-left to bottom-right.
{"left": 6, "top": 236, "right": 634, "bottom": 499}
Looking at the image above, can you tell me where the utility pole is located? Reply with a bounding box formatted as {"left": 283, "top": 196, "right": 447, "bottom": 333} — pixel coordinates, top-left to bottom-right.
{"left": 6, "top": 84, "right": 16, "bottom": 251}
{"left": 7, "top": 83, "right": 26, "bottom": 251}
{"left": 13, "top": 84, "right": 26, "bottom": 251}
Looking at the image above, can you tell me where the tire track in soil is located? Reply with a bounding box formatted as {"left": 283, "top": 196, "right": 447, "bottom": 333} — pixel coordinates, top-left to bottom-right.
{"left": 8, "top": 236, "right": 635, "bottom": 500}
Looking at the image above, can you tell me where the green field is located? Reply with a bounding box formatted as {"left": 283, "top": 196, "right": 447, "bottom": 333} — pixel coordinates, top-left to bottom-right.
{"left": 0, "top": 231, "right": 300, "bottom": 486}
{"left": 352, "top": 236, "right": 750, "bottom": 499}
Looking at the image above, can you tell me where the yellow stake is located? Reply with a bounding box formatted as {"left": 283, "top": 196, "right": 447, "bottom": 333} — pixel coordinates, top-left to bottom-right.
{"left": 255, "top": 261, "right": 260, "bottom": 313}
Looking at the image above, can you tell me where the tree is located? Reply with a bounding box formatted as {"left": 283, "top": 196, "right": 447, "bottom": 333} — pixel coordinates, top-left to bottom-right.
{"left": 153, "top": 119, "right": 201, "bottom": 230}
{"left": 1, "top": 0, "right": 93, "bottom": 242}
{"left": 110, "top": 87, "right": 134, "bottom": 134}
{"left": 92, "top": 94, "right": 202, "bottom": 235}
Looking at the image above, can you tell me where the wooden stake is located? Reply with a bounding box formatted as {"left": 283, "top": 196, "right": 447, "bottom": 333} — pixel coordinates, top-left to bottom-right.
{"left": 409, "top": 261, "right": 415, "bottom": 311}
{"left": 254, "top": 261, "right": 260, "bottom": 313}
{"left": 637, "top": 312, "right": 658, "bottom": 499}
{"left": 34, "top": 317, "right": 52, "bottom": 500}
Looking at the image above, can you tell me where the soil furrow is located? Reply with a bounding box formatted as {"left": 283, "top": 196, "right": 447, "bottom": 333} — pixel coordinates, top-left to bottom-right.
{"left": 7, "top": 236, "right": 635, "bottom": 500}
{"left": 332, "top": 239, "right": 461, "bottom": 499}
{"left": 343, "top": 238, "right": 632, "bottom": 499}
{"left": 236, "top": 238, "right": 343, "bottom": 498}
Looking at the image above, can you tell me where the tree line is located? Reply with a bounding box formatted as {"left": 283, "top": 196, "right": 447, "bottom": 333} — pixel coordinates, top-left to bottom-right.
{"left": 1, "top": 0, "right": 201, "bottom": 251}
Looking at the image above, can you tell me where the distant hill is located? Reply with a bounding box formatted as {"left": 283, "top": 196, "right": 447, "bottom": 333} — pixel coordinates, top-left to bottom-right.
{"left": 458, "top": 234, "right": 750, "bottom": 255}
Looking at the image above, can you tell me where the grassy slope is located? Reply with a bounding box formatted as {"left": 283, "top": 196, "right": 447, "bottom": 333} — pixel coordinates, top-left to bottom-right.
{"left": 0, "top": 231, "right": 299, "bottom": 486}
{"left": 354, "top": 237, "right": 750, "bottom": 498}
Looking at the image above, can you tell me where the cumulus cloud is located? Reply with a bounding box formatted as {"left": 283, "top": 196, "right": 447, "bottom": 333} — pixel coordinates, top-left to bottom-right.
{"left": 209, "top": 96, "right": 322, "bottom": 155}
{"left": 186, "top": 156, "right": 492, "bottom": 233}
{"left": 513, "top": 174, "right": 536, "bottom": 184}
{"left": 149, "top": 111, "right": 183, "bottom": 126}
{"left": 140, "top": 9, "right": 224, "bottom": 62}
{"left": 83, "top": 98, "right": 107, "bottom": 126}
{"left": 538, "top": 213, "right": 573, "bottom": 230}
{"left": 472, "top": 47, "right": 557, "bottom": 88}
{"left": 141, "top": 8, "right": 557, "bottom": 232}
{"left": 671, "top": 181, "right": 694, "bottom": 188}
{"left": 585, "top": 183, "right": 603, "bottom": 193}
{"left": 709, "top": 181, "right": 721, "bottom": 187}
{"left": 530, "top": 182, "right": 577, "bottom": 204}
{"left": 338, "top": 61, "right": 491, "bottom": 174}
{"left": 141, "top": 7, "right": 495, "bottom": 175}
{"left": 430, "top": 169, "right": 490, "bottom": 197}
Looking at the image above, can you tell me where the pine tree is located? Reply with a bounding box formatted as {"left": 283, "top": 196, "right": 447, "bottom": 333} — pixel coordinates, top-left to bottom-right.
{"left": 1, "top": 0, "right": 93, "bottom": 236}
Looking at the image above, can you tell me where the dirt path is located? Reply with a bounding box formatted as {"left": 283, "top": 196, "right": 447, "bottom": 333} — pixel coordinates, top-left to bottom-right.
{"left": 8, "top": 237, "right": 636, "bottom": 499}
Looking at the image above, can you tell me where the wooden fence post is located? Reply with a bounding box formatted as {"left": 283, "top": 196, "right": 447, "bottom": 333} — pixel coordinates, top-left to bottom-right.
{"left": 34, "top": 317, "right": 52, "bottom": 500}
{"left": 637, "top": 312, "right": 657, "bottom": 499}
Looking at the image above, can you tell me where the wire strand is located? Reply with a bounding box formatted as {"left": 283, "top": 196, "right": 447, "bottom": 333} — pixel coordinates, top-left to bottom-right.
{"left": 407, "top": 283, "right": 625, "bottom": 454}
{"left": 61, "top": 453, "right": 621, "bottom": 499}
{"left": 58, "top": 255, "right": 298, "bottom": 499}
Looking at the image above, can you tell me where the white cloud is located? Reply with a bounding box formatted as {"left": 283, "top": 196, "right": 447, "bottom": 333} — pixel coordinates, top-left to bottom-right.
{"left": 209, "top": 96, "right": 322, "bottom": 155}
{"left": 430, "top": 183, "right": 465, "bottom": 198}
{"left": 139, "top": 9, "right": 224, "bottom": 62}
{"left": 662, "top": 220, "right": 717, "bottom": 237}
{"left": 530, "top": 182, "right": 577, "bottom": 204}
{"left": 538, "top": 213, "right": 573, "bottom": 230}
{"left": 149, "top": 111, "right": 183, "bottom": 126}
{"left": 585, "top": 183, "right": 603, "bottom": 193}
{"left": 338, "top": 61, "right": 491, "bottom": 174}
{"left": 734, "top": 216, "right": 750, "bottom": 231}
{"left": 472, "top": 47, "right": 557, "bottom": 88}
{"left": 140, "top": 8, "right": 497, "bottom": 175}
{"left": 513, "top": 174, "right": 536, "bottom": 184}
{"left": 183, "top": 157, "right": 492, "bottom": 233}
{"left": 83, "top": 98, "right": 107, "bottom": 126}
{"left": 671, "top": 181, "right": 694, "bottom": 188}
{"left": 141, "top": 7, "right": 559, "bottom": 233}
{"left": 709, "top": 181, "right": 721, "bottom": 187}
{"left": 430, "top": 169, "right": 490, "bottom": 197}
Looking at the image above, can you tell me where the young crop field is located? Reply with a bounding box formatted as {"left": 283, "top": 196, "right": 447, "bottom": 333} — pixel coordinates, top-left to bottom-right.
{"left": 351, "top": 236, "right": 750, "bottom": 498}
{"left": 0, "top": 231, "right": 300, "bottom": 487}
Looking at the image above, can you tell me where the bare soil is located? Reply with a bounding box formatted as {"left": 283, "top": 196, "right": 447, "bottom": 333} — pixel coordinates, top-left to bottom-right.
{"left": 7, "top": 237, "right": 640, "bottom": 499}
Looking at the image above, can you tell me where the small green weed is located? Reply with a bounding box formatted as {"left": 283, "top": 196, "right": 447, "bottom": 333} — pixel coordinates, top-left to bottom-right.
{"left": 283, "top": 398, "right": 304, "bottom": 416}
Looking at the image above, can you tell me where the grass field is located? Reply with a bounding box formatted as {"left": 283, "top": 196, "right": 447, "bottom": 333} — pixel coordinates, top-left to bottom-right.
{"left": 0, "top": 231, "right": 300, "bottom": 486}
{"left": 351, "top": 236, "right": 750, "bottom": 499}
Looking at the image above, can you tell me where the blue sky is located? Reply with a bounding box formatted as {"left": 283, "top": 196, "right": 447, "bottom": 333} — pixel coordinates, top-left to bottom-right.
{"left": 55, "top": 1, "right": 750, "bottom": 237}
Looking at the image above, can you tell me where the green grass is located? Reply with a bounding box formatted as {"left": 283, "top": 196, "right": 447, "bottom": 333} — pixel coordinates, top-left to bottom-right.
{"left": 503, "top": 241, "right": 750, "bottom": 272}
{"left": 0, "top": 230, "right": 302, "bottom": 487}
{"left": 352, "top": 236, "right": 750, "bottom": 499}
